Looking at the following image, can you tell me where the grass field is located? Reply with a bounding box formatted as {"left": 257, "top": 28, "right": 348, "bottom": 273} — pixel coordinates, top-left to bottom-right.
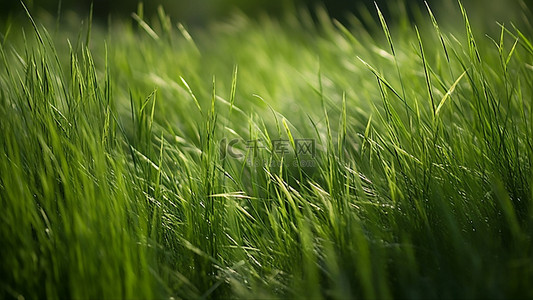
{"left": 1, "top": 1, "right": 533, "bottom": 299}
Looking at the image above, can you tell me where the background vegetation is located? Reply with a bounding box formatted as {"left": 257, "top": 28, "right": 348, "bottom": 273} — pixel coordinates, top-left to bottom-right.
{"left": 1, "top": 0, "right": 532, "bottom": 299}
{"left": 0, "top": 0, "right": 526, "bottom": 27}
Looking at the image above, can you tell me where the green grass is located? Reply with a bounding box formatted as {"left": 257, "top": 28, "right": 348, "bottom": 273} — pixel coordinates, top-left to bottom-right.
{"left": 1, "top": 1, "right": 533, "bottom": 299}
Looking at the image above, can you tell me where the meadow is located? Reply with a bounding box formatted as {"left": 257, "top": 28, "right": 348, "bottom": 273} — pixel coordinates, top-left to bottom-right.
{"left": 1, "top": 1, "right": 532, "bottom": 299}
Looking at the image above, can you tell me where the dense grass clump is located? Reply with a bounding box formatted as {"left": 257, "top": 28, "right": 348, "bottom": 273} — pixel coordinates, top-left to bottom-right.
{"left": 1, "top": 1, "right": 532, "bottom": 299}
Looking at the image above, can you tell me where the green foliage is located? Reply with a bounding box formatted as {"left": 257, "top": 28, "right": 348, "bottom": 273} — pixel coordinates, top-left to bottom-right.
{"left": 1, "top": 1, "right": 532, "bottom": 299}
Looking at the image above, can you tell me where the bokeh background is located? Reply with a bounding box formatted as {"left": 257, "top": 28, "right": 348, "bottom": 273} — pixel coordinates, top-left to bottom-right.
{"left": 0, "top": 0, "right": 526, "bottom": 27}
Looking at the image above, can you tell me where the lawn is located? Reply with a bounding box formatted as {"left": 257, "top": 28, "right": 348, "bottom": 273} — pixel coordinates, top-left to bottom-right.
{"left": 1, "top": 1, "right": 532, "bottom": 299}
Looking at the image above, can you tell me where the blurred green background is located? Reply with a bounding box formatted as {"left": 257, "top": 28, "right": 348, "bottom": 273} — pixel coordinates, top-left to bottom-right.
{"left": 0, "top": 0, "right": 526, "bottom": 27}
{"left": 4, "top": 0, "right": 376, "bottom": 24}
